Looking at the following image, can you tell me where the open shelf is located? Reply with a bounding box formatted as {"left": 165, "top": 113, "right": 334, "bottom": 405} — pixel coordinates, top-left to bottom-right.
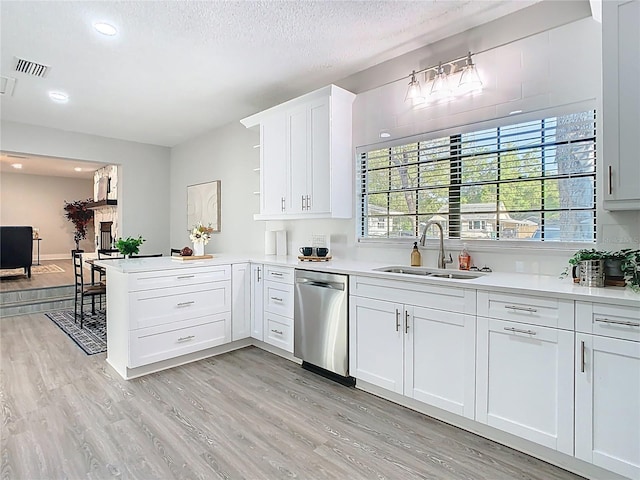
{"left": 86, "top": 199, "right": 117, "bottom": 209}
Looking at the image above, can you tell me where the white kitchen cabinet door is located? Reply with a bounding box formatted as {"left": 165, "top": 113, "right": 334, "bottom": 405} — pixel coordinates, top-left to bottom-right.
{"left": 350, "top": 296, "right": 404, "bottom": 394}
{"left": 602, "top": 0, "right": 640, "bottom": 210}
{"left": 307, "top": 98, "right": 331, "bottom": 214}
{"left": 405, "top": 306, "right": 476, "bottom": 419}
{"left": 250, "top": 263, "right": 264, "bottom": 341}
{"left": 231, "top": 263, "right": 251, "bottom": 341}
{"left": 575, "top": 333, "right": 640, "bottom": 479}
{"left": 287, "top": 104, "right": 309, "bottom": 214}
{"left": 475, "top": 318, "right": 574, "bottom": 455}
{"left": 260, "top": 112, "right": 287, "bottom": 215}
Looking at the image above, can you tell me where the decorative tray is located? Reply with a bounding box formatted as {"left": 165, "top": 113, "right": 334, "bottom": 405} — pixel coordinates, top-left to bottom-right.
{"left": 298, "top": 255, "right": 332, "bottom": 262}
{"left": 172, "top": 254, "right": 214, "bottom": 261}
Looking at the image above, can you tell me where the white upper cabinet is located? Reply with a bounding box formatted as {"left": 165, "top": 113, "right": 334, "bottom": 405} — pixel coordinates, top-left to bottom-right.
{"left": 602, "top": 0, "right": 640, "bottom": 210}
{"left": 241, "top": 85, "right": 356, "bottom": 220}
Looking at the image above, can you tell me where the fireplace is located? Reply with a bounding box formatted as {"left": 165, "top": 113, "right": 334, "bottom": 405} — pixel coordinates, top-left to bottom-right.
{"left": 100, "top": 222, "right": 113, "bottom": 250}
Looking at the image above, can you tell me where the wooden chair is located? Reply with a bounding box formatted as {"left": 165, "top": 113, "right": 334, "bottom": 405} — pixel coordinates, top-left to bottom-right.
{"left": 130, "top": 253, "right": 163, "bottom": 258}
{"left": 97, "top": 248, "right": 123, "bottom": 259}
{"left": 170, "top": 248, "right": 182, "bottom": 256}
{"left": 73, "top": 252, "right": 106, "bottom": 329}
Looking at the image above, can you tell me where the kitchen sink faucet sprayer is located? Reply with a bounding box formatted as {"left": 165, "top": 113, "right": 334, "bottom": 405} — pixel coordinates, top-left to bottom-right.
{"left": 419, "top": 221, "right": 453, "bottom": 269}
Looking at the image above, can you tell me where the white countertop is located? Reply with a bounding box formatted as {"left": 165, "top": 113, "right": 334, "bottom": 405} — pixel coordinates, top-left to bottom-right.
{"left": 95, "top": 254, "right": 640, "bottom": 307}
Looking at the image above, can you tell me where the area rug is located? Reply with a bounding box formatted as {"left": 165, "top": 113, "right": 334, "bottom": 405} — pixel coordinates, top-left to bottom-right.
{"left": 45, "top": 310, "right": 106, "bottom": 355}
{"left": 0, "top": 264, "right": 65, "bottom": 277}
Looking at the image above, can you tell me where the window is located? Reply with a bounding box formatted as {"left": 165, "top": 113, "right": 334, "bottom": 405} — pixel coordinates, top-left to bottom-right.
{"left": 357, "top": 110, "right": 596, "bottom": 243}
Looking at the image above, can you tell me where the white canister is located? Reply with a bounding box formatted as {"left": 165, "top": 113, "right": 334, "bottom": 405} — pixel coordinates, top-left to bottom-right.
{"left": 264, "top": 231, "right": 276, "bottom": 255}
{"left": 276, "top": 230, "right": 287, "bottom": 256}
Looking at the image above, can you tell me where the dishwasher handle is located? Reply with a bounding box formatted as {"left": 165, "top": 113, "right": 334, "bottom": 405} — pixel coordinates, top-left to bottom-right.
{"left": 296, "top": 278, "right": 345, "bottom": 291}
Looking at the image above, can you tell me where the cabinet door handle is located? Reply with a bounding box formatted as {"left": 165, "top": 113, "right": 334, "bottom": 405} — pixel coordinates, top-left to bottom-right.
{"left": 580, "top": 340, "right": 585, "bottom": 373}
{"left": 271, "top": 329, "right": 283, "bottom": 335}
{"left": 301, "top": 195, "right": 305, "bottom": 210}
{"left": 177, "top": 301, "right": 195, "bottom": 307}
{"left": 257, "top": 267, "right": 261, "bottom": 282}
{"left": 270, "top": 296, "right": 283, "bottom": 302}
{"left": 306, "top": 195, "right": 311, "bottom": 209}
{"left": 608, "top": 165, "right": 612, "bottom": 195}
{"left": 395, "top": 309, "right": 400, "bottom": 332}
{"left": 281, "top": 197, "right": 286, "bottom": 212}
{"left": 177, "top": 335, "right": 195, "bottom": 343}
{"left": 177, "top": 275, "right": 195, "bottom": 280}
{"left": 405, "top": 310, "right": 410, "bottom": 334}
{"left": 503, "top": 326, "right": 537, "bottom": 335}
{"left": 595, "top": 317, "right": 640, "bottom": 328}
{"left": 504, "top": 304, "right": 538, "bottom": 313}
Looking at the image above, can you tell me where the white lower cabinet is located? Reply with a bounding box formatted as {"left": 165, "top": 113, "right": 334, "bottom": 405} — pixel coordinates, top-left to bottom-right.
{"left": 231, "top": 263, "right": 251, "bottom": 341}
{"left": 250, "top": 263, "right": 264, "bottom": 341}
{"left": 262, "top": 265, "right": 294, "bottom": 352}
{"left": 349, "top": 276, "right": 476, "bottom": 418}
{"left": 575, "top": 302, "right": 640, "bottom": 479}
{"left": 475, "top": 317, "right": 574, "bottom": 455}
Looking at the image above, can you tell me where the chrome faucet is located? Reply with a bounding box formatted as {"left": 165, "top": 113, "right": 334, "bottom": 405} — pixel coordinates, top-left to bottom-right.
{"left": 419, "top": 221, "right": 453, "bottom": 269}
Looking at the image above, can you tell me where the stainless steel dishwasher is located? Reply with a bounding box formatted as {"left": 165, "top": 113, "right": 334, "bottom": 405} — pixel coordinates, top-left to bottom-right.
{"left": 294, "top": 269, "right": 354, "bottom": 385}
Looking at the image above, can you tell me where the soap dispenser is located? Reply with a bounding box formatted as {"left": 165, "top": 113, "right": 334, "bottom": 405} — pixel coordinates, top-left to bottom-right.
{"left": 459, "top": 243, "right": 471, "bottom": 270}
{"left": 411, "top": 242, "right": 422, "bottom": 266}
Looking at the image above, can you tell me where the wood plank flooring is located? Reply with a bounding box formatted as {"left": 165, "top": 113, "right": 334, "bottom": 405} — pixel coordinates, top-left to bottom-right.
{"left": 0, "top": 259, "right": 74, "bottom": 292}
{"left": 1, "top": 313, "right": 584, "bottom": 480}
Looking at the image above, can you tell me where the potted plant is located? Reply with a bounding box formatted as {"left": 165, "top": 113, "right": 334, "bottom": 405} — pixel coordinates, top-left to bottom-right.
{"left": 115, "top": 236, "right": 145, "bottom": 258}
{"left": 63, "top": 199, "right": 94, "bottom": 254}
{"left": 620, "top": 248, "right": 640, "bottom": 292}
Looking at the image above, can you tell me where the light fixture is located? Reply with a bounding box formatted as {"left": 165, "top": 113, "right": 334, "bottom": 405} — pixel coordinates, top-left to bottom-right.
{"left": 93, "top": 22, "right": 118, "bottom": 36}
{"left": 74, "top": 167, "right": 82, "bottom": 172}
{"left": 509, "top": 110, "right": 523, "bottom": 115}
{"left": 402, "top": 51, "right": 483, "bottom": 106}
{"left": 430, "top": 62, "right": 452, "bottom": 100}
{"left": 48, "top": 91, "right": 69, "bottom": 103}
{"left": 379, "top": 131, "right": 391, "bottom": 138}
{"left": 457, "top": 52, "right": 483, "bottom": 94}
{"left": 404, "top": 70, "right": 424, "bottom": 105}
{"left": 11, "top": 163, "right": 23, "bottom": 169}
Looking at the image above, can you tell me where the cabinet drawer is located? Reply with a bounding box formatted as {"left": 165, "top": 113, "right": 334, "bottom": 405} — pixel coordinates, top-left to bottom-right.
{"left": 264, "top": 312, "right": 293, "bottom": 352}
{"left": 477, "top": 291, "right": 574, "bottom": 330}
{"left": 350, "top": 275, "right": 476, "bottom": 315}
{"left": 264, "top": 281, "right": 294, "bottom": 317}
{"left": 576, "top": 301, "right": 640, "bottom": 342}
{"left": 128, "top": 265, "right": 231, "bottom": 292}
{"left": 129, "top": 313, "right": 231, "bottom": 368}
{"left": 129, "top": 281, "right": 231, "bottom": 330}
{"left": 264, "top": 265, "right": 294, "bottom": 284}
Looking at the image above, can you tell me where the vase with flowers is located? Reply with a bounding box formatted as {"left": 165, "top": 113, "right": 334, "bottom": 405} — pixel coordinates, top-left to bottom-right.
{"left": 189, "top": 222, "right": 213, "bottom": 256}
{"left": 63, "top": 198, "right": 94, "bottom": 253}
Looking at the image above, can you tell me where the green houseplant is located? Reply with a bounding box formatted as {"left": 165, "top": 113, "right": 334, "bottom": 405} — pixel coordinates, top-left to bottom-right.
{"left": 115, "top": 236, "right": 145, "bottom": 257}
{"left": 620, "top": 248, "right": 640, "bottom": 292}
{"left": 63, "top": 198, "right": 94, "bottom": 251}
{"left": 563, "top": 248, "right": 640, "bottom": 291}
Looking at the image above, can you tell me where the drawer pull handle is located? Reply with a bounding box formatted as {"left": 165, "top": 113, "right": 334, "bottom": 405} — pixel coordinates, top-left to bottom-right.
{"left": 271, "top": 329, "right": 283, "bottom": 335}
{"left": 177, "top": 275, "right": 195, "bottom": 280}
{"left": 504, "top": 305, "right": 538, "bottom": 313}
{"left": 177, "top": 335, "right": 195, "bottom": 342}
{"left": 395, "top": 309, "right": 400, "bottom": 332}
{"left": 504, "top": 327, "right": 537, "bottom": 335}
{"left": 271, "top": 272, "right": 283, "bottom": 277}
{"left": 270, "top": 297, "right": 283, "bottom": 302}
{"left": 177, "top": 301, "right": 195, "bottom": 307}
{"left": 595, "top": 317, "right": 640, "bottom": 328}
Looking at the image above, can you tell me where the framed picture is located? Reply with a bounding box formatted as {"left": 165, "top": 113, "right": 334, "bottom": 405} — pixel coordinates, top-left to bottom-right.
{"left": 97, "top": 177, "right": 109, "bottom": 201}
{"left": 187, "top": 180, "right": 221, "bottom": 232}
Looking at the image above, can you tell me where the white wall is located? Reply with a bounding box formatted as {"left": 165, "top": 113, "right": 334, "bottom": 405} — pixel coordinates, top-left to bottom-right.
{"left": 0, "top": 121, "right": 171, "bottom": 256}
{"left": 0, "top": 171, "right": 95, "bottom": 257}
{"left": 167, "top": 2, "right": 639, "bottom": 275}
{"left": 169, "top": 121, "right": 264, "bottom": 254}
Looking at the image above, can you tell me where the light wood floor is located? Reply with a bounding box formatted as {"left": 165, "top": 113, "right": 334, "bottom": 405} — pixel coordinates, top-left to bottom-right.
{"left": 1, "top": 313, "right": 584, "bottom": 480}
{"left": 0, "top": 259, "right": 74, "bottom": 292}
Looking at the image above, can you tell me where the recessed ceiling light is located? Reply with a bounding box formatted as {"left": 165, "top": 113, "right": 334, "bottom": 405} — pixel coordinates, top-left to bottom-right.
{"left": 11, "top": 163, "right": 23, "bottom": 169}
{"left": 93, "top": 22, "right": 117, "bottom": 36}
{"left": 74, "top": 167, "right": 82, "bottom": 172}
{"left": 48, "top": 91, "right": 69, "bottom": 103}
{"left": 509, "top": 110, "right": 523, "bottom": 115}
{"left": 380, "top": 131, "right": 391, "bottom": 138}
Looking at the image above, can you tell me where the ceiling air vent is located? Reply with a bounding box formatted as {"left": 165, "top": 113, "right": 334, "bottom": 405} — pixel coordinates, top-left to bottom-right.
{"left": 14, "top": 57, "right": 50, "bottom": 78}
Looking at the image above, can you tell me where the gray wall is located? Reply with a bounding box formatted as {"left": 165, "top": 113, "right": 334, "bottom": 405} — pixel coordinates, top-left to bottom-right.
{"left": 1, "top": 121, "right": 171, "bottom": 257}
{"left": 0, "top": 171, "right": 94, "bottom": 257}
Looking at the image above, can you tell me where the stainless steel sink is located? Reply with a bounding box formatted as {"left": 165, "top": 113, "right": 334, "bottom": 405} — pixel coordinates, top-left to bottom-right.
{"left": 373, "top": 265, "right": 484, "bottom": 280}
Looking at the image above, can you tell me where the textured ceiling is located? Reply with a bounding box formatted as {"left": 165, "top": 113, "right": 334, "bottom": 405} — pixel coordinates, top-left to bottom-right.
{"left": 0, "top": 1, "right": 539, "bottom": 148}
